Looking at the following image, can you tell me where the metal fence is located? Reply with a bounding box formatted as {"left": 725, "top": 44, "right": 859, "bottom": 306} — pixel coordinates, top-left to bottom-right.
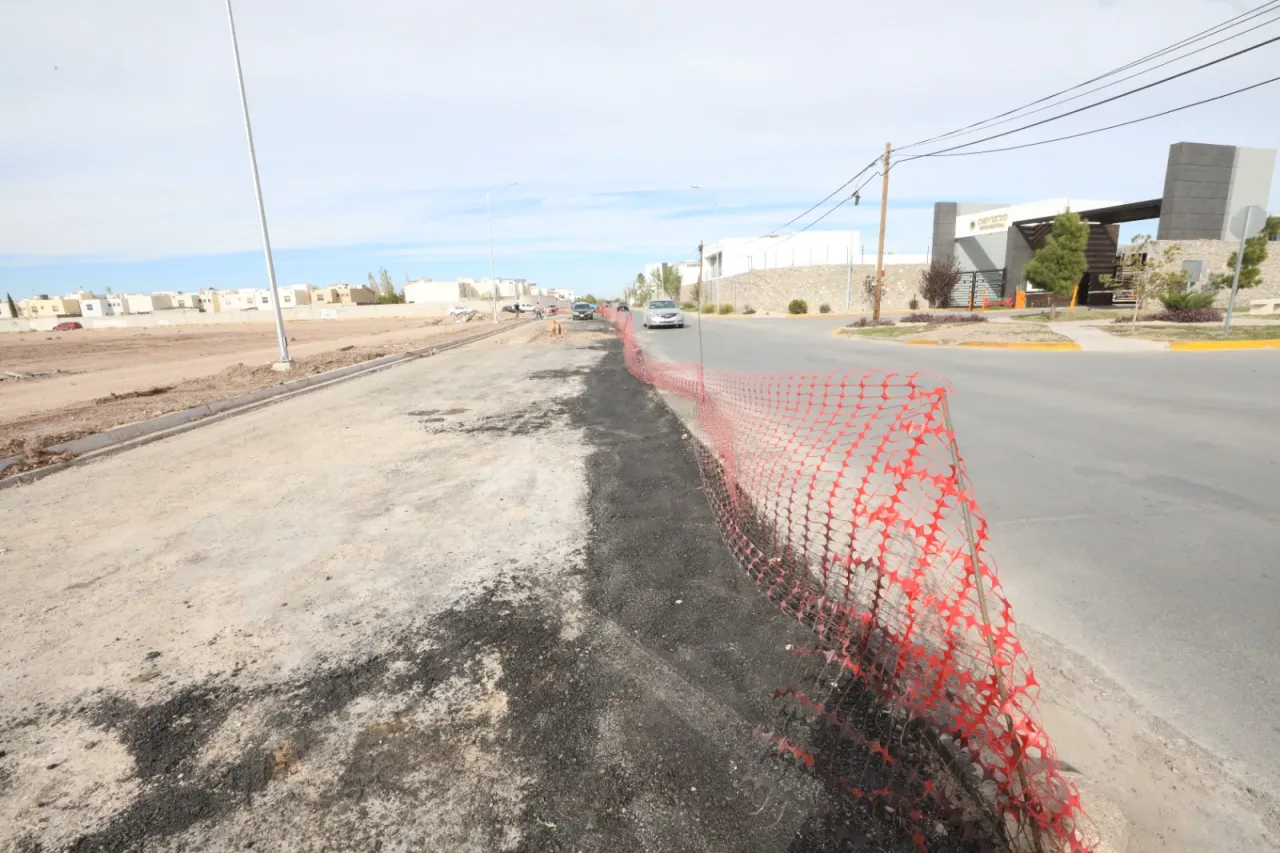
{"left": 949, "top": 270, "right": 1006, "bottom": 309}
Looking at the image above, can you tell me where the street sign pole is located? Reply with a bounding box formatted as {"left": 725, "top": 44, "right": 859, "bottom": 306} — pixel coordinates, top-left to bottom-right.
{"left": 1223, "top": 205, "right": 1268, "bottom": 338}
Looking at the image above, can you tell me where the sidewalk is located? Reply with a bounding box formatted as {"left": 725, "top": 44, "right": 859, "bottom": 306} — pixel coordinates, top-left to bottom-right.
{"left": 1046, "top": 322, "right": 1169, "bottom": 352}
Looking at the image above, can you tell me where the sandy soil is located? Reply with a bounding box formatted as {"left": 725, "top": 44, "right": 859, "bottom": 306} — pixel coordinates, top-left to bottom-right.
{"left": 911, "top": 322, "right": 1073, "bottom": 344}
{"left": 0, "top": 317, "right": 520, "bottom": 471}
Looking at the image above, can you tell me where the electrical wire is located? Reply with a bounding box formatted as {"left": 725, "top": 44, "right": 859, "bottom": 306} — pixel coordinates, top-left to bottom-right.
{"left": 900, "top": 0, "right": 1280, "bottom": 150}
{"left": 912, "top": 33, "right": 1280, "bottom": 157}
{"left": 905, "top": 9, "right": 1280, "bottom": 150}
{"left": 911, "top": 74, "right": 1280, "bottom": 158}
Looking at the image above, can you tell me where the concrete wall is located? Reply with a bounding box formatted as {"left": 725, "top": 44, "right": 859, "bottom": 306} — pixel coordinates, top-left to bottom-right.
{"left": 1158, "top": 142, "right": 1236, "bottom": 240}
{"left": 678, "top": 264, "right": 930, "bottom": 314}
{"left": 0, "top": 298, "right": 523, "bottom": 334}
{"left": 1224, "top": 147, "right": 1277, "bottom": 236}
{"left": 955, "top": 231, "right": 1007, "bottom": 272}
{"left": 1147, "top": 237, "right": 1280, "bottom": 306}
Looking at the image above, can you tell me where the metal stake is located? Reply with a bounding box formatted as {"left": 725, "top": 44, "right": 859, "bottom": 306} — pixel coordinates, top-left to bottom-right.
{"left": 1222, "top": 226, "right": 1248, "bottom": 338}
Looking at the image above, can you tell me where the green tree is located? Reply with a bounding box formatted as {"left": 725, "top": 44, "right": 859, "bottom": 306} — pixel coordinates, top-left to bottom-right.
{"left": 375, "top": 267, "right": 402, "bottom": 303}
{"left": 581, "top": 293, "right": 598, "bottom": 304}
{"left": 648, "top": 264, "right": 683, "bottom": 300}
{"left": 630, "top": 272, "right": 651, "bottom": 306}
{"left": 1023, "top": 211, "right": 1089, "bottom": 318}
{"left": 1211, "top": 215, "right": 1280, "bottom": 291}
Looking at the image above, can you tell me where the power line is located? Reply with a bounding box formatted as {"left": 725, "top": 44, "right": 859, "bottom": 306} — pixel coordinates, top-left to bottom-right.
{"left": 915, "top": 33, "right": 1280, "bottom": 157}
{"left": 900, "top": 0, "right": 1280, "bottom": 151}
{"left": 908, "top": 74, "right": 1280, "bottom": 158}
{"left": 909, "top": 8, "right": 1280, "bottom": 149}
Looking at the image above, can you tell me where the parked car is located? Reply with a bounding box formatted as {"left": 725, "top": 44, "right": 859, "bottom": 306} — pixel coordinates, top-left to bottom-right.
{"left": 617, "top": 303, "right": 629, "bottom": 312}
{"left": 571, "top": 302, "right": 595, "bottom": 320}
{"left": 642, "top": 299, "right": 684, "bottom": 329}
{"left": 52, "top": 321, "right": 83, "bottom": 331}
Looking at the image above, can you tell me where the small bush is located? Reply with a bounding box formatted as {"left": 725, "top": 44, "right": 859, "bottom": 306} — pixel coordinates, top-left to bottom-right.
{"left": 718, "top": 303, "right": 734, "bottom": 315}
{"left": 788, "top": 299, "right": 808, "bottom": 315}
{"left": 1159, "top": 290, "right": 1216, "bottom": 312}
{"left": 743, "top": 305, "right": 756, "bottom": 315}
{"left": 1149, "top": 307, "right": 1223, "bottom": 323}
{"left": 818, "top": 303, "right": 832, "bottom": 314}
{"left": 680, "top": 302, "right": 696, "bottom": 311}
{"left": 908, "top": 297, "right": 920, "bottom": 310}
{"left": 900, "top": 312, "right": 987, "bottom": 324}
{"left": 700, "top": 304, "right": 716, "bottom": 314}
{"left": 846, "top": 317, "right": 895, "bottom": 328}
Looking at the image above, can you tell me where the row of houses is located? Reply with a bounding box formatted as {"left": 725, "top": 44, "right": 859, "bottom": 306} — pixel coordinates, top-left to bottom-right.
{"left": 2, "top": 284, "right": 380, "bottom": 319}
{"left": 401, "top": 277, "right": 566, "bottom": 304}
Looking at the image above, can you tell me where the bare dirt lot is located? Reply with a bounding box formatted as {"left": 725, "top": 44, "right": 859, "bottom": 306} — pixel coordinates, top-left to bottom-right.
{"left": 0, "top": 316, "right": 520, "bottom": 472}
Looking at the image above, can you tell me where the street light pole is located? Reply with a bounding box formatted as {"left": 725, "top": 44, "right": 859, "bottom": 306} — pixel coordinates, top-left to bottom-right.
{"left": 487, "top": 182, "right": 518, "bottom": 323}
{"left": 225, "top": 0, "right": 290, "bottom": 368}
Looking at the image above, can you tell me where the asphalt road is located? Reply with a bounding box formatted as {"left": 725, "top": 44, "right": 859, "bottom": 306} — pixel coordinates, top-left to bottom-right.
{"left": 639, "top": 314, "right": 1280, "bottom": 800}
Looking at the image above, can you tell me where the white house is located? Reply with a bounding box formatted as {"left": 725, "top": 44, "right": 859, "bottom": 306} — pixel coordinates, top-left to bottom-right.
{"left": 404, "top": 279, "right": 462, "bottom": 303}
{"left": 80, "top": 298, "right": 114, "bottom": 317}
{"left": 164, "top": 292, "right": 202, "bottom": 310}
{"left": 125, "top": 293, "right": 175, "bottom": 314}
{"left": 107, "top": 296, "right": 131, "bottom": 315}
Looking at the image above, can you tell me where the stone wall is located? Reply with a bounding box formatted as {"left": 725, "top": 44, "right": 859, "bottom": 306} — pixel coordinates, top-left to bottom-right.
{"left": 1147, "top": 238, "right": 1280, "bottom": 306}
{"left": 678, "top": 264, "right": 930, "bottom": 314}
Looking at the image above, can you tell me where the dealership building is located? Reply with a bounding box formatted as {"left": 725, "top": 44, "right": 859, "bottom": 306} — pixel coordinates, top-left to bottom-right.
{"left": 931, "top": 142, "right": 1277, "bottom": 307}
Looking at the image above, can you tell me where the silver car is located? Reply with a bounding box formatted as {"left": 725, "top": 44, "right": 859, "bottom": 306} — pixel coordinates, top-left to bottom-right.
{"left": 643, "top": 299, "right": 685, "bottom": 329}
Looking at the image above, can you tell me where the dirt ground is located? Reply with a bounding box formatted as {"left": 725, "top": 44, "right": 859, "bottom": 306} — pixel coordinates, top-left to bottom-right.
{"left": 910, "top": 322, "right": 1072, "bottom": 345}
{"left": 0, "top": 316, "right": 521, "bottom": 470}
{"left": 0, "top": 323, "right": 922, "bottom": 852}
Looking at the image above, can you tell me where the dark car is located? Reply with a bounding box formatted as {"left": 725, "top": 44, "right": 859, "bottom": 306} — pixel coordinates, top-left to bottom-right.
{"left": 617, "top": 303, "right": 629, "bottom": 312}
{"left": 571, "top": 302, "right": 595, "bottom": 320}
{"left": 53, "top": 321, "right": 83, "bottom": 331}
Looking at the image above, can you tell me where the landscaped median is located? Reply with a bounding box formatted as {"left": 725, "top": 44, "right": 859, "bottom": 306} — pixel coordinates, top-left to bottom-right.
{"left": 832, "top": 312, "right": 1081, "bottom": 350}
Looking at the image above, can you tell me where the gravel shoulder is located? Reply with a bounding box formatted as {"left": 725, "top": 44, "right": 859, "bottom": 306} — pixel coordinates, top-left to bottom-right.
{"left": 0, "top": 322, "right": 912, "bottom": 852}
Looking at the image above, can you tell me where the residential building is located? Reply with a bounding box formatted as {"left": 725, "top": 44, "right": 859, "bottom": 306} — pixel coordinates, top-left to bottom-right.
{"left": 701, "top": 232, "right": 862, "bottom": 280}
{"left": 1, "top": 299, "right": 25, "bottom": 319}
{"left": 313, "top": 285, "right": 377, "bottom": 305}
{"left": 80, "top": 298, "right": 114, "bottom": 317}
{"left": 124, "top": 293, "right": 175, "bottom": 314}
{"left": 166, "top": 292, "right": 202, "bottom": 310}
{"left": 107, "top": 296, "right": 131, "bottom": 315}
{"left": 26, "top": 296, "right": 81, "bottom": 318}
{"left": 264, "top": 285, "right": 312, "bottom": 309}
{"left": 404, "top": 279, "right": 463, "bottom": 303}
{"left": 194, "top": 291, "right": 220, "bottom": 312}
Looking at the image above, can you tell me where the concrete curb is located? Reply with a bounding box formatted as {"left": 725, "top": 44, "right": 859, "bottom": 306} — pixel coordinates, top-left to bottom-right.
{"left": 957, "top": 341, "right": 1082, "bottom": 351}
{"left": 0, "top": 320, "right": 526, "bottom": 488}
{"left": 1168, "top": 339, "right": 1280, "bottom": 351}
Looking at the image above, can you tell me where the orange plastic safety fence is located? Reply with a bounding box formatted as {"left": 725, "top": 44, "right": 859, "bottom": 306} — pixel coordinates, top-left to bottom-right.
{"left": 602, "top": 306, "right": 1092, "bottom": 852}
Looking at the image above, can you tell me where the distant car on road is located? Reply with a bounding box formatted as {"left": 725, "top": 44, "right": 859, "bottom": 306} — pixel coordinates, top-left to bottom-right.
{"left": 643, "top": 299, "right": 684, "bottom": 329}
{"left": 617, "top": 303, "right": 629, "bottom": 312}
{"left": 571, "top": 302, "right": 595, "bottom": 320}
{"left": 52, "top": 321, "right": 83, "bottom": 331}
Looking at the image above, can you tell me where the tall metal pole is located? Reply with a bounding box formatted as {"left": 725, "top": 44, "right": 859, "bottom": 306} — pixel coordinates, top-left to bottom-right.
{"left": 487, "top": 190, "right": 497, "bottom": 322}
{"left": 225, "top": 0, "right": 290, "bottom": 367}
{"left": 486, "top": 182, "right": 518, "bottom": 323}
{"left": 845, "top": 230, "right": 854, "bottom": 312}
{"left": 1222, "top": 227, "right": 1248, "bottom": 338}
{"left": 873, "top": 142, "right": 891, "bottom": 323}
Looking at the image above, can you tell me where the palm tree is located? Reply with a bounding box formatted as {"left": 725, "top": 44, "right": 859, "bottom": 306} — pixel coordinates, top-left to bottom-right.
{"left": 648, "top": 264, "right": 683, "bottom": 300}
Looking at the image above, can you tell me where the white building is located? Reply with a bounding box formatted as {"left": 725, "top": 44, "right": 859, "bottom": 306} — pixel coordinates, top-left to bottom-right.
{"left": 80, "top": 298, "right": 114, "bottom": 317}
{"left": 216, "top": 290, "right": 260, "bottom": 311}
{"left": 264, "top": 285, "right": 312, "bottom": 309}
{"left": 165, "top": 292, "right": 202, "bottom": 310}
{"left": 702, "top": 232, "right": 863, "bottom": 279}
{"left": 404, "top": 279, "right": 462, "bottom": 303}
{"left": 107, "top": 296, "right": 130, "bottom": 315}
{"left": 125, "top": 293, "right": 175, "bottom": 314}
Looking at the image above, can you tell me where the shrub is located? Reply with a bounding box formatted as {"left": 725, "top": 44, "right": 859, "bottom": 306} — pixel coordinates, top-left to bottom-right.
{"left": 1148, "top": 307, "right": 1223, "bottom": 323}
{"left": 743, "top": 305, "right": 756, "bottom": 315}
{"left": 1159, "top": 290, "right": 1216, "bottom": 312}
{"left": 818, "top": 303, "right": 832, "bottom": 314}
{"left": 846, "top": 317, "right": 895, "bottom": 328}
{"left": 718, "top": 303, "right": 734, "bottom": 315}
{"left": 900, "top": 312, "right": 987, "bottom": 324}
{"left": 700, "top": 304, "right": 716, "bottom": 314}
{"left": 920, "top": 258, "right": 962, "bottom": 308}
{"left": 680, "top": 302, "right": 697, "bottom": 311}
{"left": 908, "top": 296, "right": 920, "bottom": 310}
{"left": 788, "top": 299, "right": 808, "bottom": 315}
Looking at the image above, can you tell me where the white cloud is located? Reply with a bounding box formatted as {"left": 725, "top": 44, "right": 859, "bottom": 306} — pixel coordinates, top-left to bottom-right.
{"left": 1, "top": 0, "right": 1277, "bottom": 264}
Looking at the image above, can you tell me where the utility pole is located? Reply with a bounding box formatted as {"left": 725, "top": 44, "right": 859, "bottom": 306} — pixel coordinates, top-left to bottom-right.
{"left": 696, "top": 241, "right": 705, "bottom": 310}
{"left": 225, "top": 0, "right": 290, "bottom": 369}
{"left": 873, "top": 142, "right": 891, "bottom": 323}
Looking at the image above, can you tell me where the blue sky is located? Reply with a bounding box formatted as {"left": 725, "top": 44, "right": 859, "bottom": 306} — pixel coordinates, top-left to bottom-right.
{"left": 2, "top": 0, "right": 1278, "bottom": 300}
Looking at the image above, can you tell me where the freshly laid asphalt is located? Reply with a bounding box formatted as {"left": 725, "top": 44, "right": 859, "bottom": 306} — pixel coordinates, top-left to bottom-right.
{"left": 638, "top": 313, "right": 1280, "bottom": 797}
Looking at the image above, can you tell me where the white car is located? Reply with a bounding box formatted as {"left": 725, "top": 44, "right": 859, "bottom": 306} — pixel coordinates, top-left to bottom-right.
{"left": 643, "top": 299, "right": 685, "bottom": 329}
